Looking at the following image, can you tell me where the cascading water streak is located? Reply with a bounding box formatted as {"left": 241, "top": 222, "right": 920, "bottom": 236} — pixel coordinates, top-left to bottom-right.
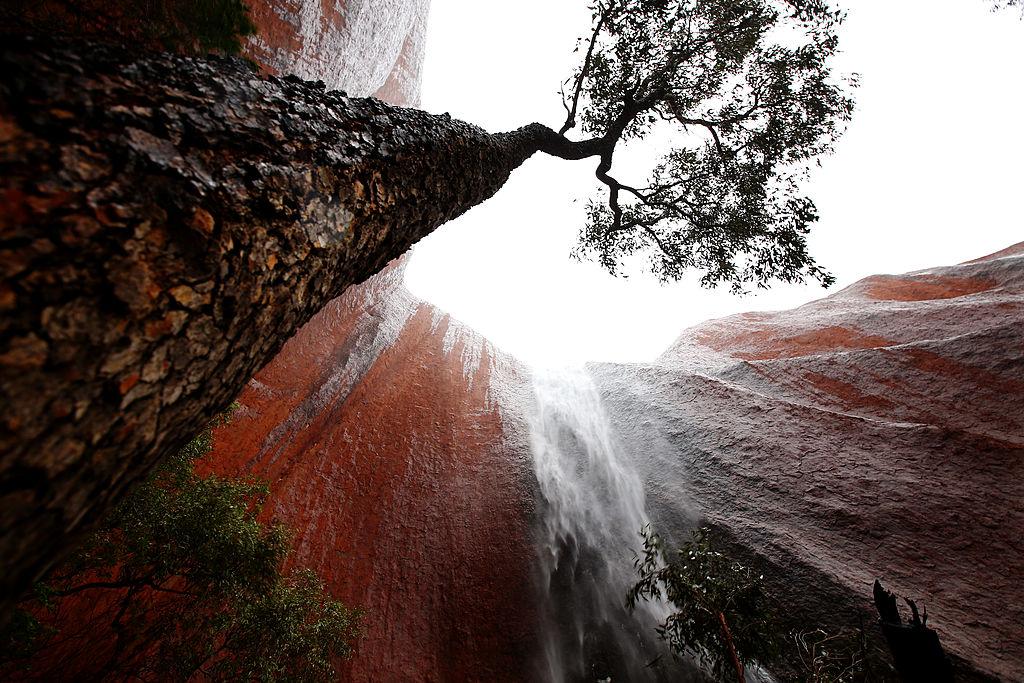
{"left": 527, "top": 366, "right": 675, "bottom": 682}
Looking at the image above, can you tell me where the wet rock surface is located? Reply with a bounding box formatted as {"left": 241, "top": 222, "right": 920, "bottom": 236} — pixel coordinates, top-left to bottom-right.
{"left": 206, "top": 245, "right": 1022, "bottom": 681}
{"left": 593, "top": 243, "right": 1024, "bottom": 681}
{"left": 204, "top": 259, "right": 539, "bottom": 681}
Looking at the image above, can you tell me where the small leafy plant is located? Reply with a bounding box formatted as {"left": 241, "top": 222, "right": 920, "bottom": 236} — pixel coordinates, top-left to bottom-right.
{"left": 627, "top": 525, "right": 781, "bottom": 682}
{"left": 628, "top": 526, "right": 889, "bottom": 682}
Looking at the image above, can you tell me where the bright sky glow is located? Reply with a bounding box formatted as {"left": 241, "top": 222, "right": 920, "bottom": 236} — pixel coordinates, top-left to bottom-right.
{"left": 405, "top": 0, "right": 1024, "bottom": 365}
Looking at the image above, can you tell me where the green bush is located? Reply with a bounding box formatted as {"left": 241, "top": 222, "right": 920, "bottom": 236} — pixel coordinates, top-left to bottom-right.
{"left": 153, "top": 0, "right": 257, "bottom": 54}
{"left": 628, "top": 526, "right": 781, "bottom": 681}
{"left": 628, "top": 526, "right": 880, "bottom": 682}
{"left": 1, "top": 407, "right": 360, "bottom": 682}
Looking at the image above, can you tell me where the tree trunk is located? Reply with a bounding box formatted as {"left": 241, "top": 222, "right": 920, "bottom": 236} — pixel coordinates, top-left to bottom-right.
{"left": 717, "top": 610, "right": 745, "bottom": 683}
{"left": 0, "top": 35, "right": 549, "bottom": 612}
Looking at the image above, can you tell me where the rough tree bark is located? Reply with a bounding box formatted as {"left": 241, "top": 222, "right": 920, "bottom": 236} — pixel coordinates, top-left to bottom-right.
{"left": 0, "top": 36, "right": 560, "bottom": 611}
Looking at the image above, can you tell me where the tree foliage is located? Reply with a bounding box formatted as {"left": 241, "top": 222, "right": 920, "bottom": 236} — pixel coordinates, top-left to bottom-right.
{"left": 627, "top": 526, "right": 780, "bottom": 681}
{"left": 628, "top": 526, "right": 888, "bottom": 682}
{"left": 160, "top": 0, "right": 256, "bottom": 54}
{"left": 0, "top": 409, "right": 360, "bottom": 682}
{"left": 547, "top": 0, "right": 857, "bottom": 290}
{"left": 991, "top": 0, "right": 1023, "bottom": 16}
{"left": 0, "top": 0, "right": 256, "bottom": 55}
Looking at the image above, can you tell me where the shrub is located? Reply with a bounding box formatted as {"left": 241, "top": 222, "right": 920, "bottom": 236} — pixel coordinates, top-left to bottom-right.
{"left": 1, "top": 407, "right": 360, "bottom": 682}
{"left": 628, "top": 525, "right": 781, "bottom": 682}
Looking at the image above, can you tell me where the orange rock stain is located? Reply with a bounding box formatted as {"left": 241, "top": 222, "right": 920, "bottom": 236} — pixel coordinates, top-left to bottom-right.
{"left": 862, "top": 274, "right": 997, "bottom": 301}
{"left": 698, "top": 324, "right": 894, "bottom": 360}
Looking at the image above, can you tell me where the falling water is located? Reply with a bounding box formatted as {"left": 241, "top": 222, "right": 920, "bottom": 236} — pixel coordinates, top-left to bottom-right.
{"left": 528, "top": 367, "right": 680, "bottom": 682}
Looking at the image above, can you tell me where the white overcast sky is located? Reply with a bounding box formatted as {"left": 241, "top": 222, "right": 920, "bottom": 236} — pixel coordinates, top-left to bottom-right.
{"left": 404, "top": 0, "right": 1024, "bottom": 366}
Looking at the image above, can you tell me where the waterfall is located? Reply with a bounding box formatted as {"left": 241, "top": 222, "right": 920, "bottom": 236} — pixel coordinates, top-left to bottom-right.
{"left": 527, "top": 366, "right": 680, "bottom": 682}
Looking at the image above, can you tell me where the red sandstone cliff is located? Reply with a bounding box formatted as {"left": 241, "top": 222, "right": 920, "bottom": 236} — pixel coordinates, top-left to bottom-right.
{"left": 8, "top": 2, "right": 1019, "bottom": 678}
{"left": 203, "top": 259, "right": 539, "bottom": 681}
{"left": 226, "top": 4, "right": 545, "bottom": 679}
{"left": 209, "top": 7, "right": 542, "bottom": 678}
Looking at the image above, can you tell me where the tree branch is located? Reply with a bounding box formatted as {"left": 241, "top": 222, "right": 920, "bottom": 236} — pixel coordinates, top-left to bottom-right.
{"left": 674, "top": 113, "right": 730, "bottom": 162}
{"left": 596, "top": 153, "right": 625, "bottom": 231}
{"left": 718, "top": 610, "right": 746, "bottom": 683}
{"left": 54, "top": 579, "right": 143, "bottom": 596}
{"left": 560, "top": 2, "right": 613, "bottom": 136}
{"left": 528, "top": 125, "right": 608, "bottom": 160}
{"left": 54, "top": 576, "right": 191, "bottom": 597}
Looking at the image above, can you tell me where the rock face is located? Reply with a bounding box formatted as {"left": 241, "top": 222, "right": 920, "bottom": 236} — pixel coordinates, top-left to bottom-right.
{"left": 591, "top": 243, "right": 1024, "bottom": 681}
{"left": 209, "top": 5, "right": 541, "bottom": 677}
{"left": 204, "top": 242, "right": 1022, "bottom": 681}
{"left": 209, "top": 3, "right": 543, "bottom": 679}
{"left": 243, "top": 0, "right": 431, "bottom": 105}
{"left": 203, "top": 259, "right": 540, "bottom": 681}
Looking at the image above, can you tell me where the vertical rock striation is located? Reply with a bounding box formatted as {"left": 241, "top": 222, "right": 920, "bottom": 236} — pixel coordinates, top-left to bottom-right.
{"left": 204, "top": 259, "right": 539, "bottom": 681}
{"left": 200, "top": 9, "right": 545, "bottom": 676}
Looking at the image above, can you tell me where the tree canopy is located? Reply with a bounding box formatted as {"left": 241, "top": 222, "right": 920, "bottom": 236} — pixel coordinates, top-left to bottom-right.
{"left": 991, "top": 0, "right": 1024, "bottom": 16}
{"left": 541, "top": 0, "right": 856, "bottom": 291}
{"left": 992, "top": 0, "right": 1022, "bottom": 10}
